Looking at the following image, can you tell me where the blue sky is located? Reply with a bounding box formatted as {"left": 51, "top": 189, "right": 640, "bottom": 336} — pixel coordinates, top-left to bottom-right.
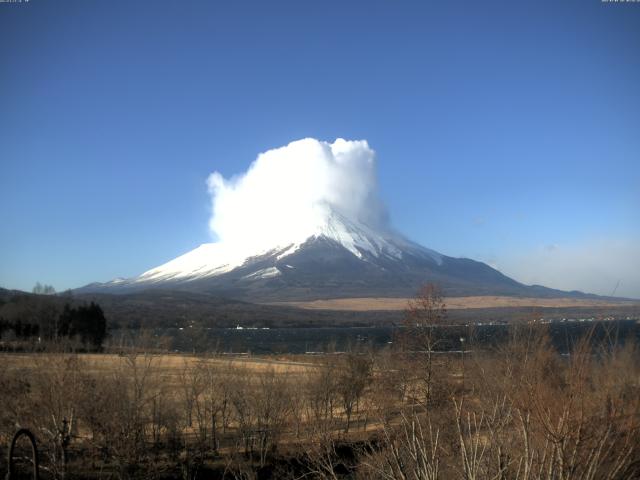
{"left": 1, "top": 0, "right": 639, "bottom": 297}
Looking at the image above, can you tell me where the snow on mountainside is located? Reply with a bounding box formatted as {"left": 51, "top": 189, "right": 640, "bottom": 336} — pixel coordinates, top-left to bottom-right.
{"left": 131, "top": 208, "right": 441, "bottom": 287}
{"left": 78, "top": 204, "right": 589, "bottom": 302}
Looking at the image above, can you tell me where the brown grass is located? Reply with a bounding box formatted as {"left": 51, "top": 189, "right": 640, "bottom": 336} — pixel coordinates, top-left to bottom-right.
{"left": 1, "top": 332, "right": 638, "bottom": 480}
{"left": 0, "top": 352, "right": 317, "bottom": 375}
{"left": 268, "top": 295, "right": 639, "bottom": 311}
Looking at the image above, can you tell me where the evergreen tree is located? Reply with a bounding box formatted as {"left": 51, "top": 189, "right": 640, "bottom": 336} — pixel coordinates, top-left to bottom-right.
{"left": 57, "top": 302, "right": 108, "bottom": 349}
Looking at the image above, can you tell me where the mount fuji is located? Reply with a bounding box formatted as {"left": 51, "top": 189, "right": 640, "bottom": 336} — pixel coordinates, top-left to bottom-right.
{"left": 78, "top": 206, "right": 577, "bottom": 302}
{"left": 77, "top": 138, "right": 598, "bottom": 303}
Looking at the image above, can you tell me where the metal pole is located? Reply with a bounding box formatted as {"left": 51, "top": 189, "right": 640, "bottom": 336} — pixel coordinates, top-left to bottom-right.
{"left": 460, "top": 337, "right": 465, "bottom": 392}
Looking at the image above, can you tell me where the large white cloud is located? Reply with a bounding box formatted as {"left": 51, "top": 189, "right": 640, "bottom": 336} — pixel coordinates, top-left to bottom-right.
{"left": 206, "top": 138, "right": 388, "bottom": 251}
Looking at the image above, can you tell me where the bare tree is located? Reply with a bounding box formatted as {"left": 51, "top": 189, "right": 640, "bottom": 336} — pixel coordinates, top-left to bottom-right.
{"left": 336, "top": 347, "right": 373, "bottom": 432}
{"left": 29, "top": 354, "right": 83, "bottom": 479}
{"left": 402, "top": 283, "right": 447, "bottom": 405}
{"left": 252, "top": 368, "right": 293, "bottom": 466}
{"left": 359, "top": 408, "right": 441, "bottom": 480}
{"left": 306, "top": 358, "right": 339, "bottom": 434}
{"left": 32, "top": 282, "right": 56, "bottom": 295}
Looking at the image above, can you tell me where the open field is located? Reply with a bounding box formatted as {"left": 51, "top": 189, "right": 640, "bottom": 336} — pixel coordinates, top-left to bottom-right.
{"left": 0, "top": 352, "right": 318, "bottom": 375}
{"left": 270, "top": 295, "right": 640, "bottom": 311}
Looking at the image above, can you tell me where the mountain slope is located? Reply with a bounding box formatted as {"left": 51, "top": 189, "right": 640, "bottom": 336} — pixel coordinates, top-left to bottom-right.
{"left": 77, "top": 208, "right": 593, "bottom": 302}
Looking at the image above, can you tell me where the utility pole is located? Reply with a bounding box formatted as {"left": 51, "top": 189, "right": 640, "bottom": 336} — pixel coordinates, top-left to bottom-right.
{"left": 460, "top": 336, "right": 466, "bottom": 392}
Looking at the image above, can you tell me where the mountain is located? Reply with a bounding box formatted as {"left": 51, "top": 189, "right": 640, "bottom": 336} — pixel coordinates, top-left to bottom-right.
{"left": 77, "top": 207, "right": 593, "bottom": 302}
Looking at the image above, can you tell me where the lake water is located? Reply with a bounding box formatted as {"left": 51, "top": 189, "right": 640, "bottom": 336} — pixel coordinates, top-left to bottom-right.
{"left": 160, "top": 319, "right": 640, "bottom": 354}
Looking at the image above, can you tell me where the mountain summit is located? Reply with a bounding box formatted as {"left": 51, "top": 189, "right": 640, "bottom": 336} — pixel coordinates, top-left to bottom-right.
{"left": 78, "top": 138, "right": 592, "bottom": 301}
{"left": 80, "top": 205, "right": 575, "bottom": 301}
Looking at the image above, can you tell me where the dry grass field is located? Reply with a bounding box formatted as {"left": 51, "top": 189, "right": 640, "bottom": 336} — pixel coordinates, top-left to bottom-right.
{"left": 1, "top": 324, "right": 639, "bottom": 479}
{"left": 0, "top": 352, "right": 318, "bottom": 375}
{"left": 270, "top": 295, "right": 639, "bottom": 311}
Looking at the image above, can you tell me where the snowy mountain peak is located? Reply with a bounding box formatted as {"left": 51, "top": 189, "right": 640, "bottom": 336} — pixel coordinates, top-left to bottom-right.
{"left": 75, "top": 203, "right": 546, "bottom": 301}
{"left": 113, "top": 205, "right": 441, "bottom": 288}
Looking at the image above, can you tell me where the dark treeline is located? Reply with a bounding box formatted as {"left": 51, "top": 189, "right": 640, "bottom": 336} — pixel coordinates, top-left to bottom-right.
{"left": 62, "top": 289, "right": 640, "bottom": 330}
{"left": 0, "top": 292, "right": 107, "bottom": 349}
{"left": 2, "top": 286, "right": 638, "bottom": 332}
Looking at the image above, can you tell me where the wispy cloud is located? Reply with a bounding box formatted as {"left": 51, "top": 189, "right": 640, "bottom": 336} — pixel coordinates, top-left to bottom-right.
{"left": 495, "top": 238, "right": 640, "bottom": 298}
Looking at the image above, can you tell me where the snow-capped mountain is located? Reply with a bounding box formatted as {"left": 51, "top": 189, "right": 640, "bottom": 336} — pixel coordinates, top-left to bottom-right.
{"left": 135, "top": 209, "right": 441, "bottom": 284}
{"left": 79, "top": 206, "right": 575, "bottom": 301}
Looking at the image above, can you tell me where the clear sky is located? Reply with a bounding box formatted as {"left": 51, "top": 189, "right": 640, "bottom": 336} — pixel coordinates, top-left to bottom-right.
{"left": 1, "top": 0, "right": 639, "bottom": 298}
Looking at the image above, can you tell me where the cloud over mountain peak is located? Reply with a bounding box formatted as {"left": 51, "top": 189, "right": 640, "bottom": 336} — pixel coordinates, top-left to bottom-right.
{"left": 206, "top": 138, "right": 389, "bottom": 252}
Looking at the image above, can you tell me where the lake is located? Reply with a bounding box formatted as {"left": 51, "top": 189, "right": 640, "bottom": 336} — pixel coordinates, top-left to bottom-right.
{"left": 154, "top": 319, "right": 640, "bottom": 354}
